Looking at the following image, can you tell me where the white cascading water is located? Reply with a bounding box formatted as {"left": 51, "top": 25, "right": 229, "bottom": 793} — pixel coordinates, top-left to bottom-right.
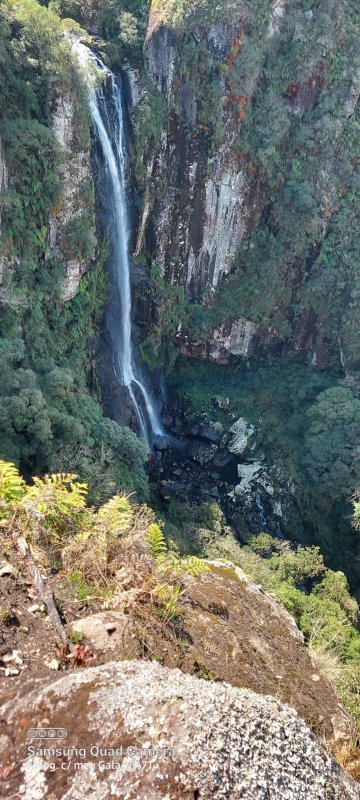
{"left": 75, "top": 43, "right": 163, "bottom": 445}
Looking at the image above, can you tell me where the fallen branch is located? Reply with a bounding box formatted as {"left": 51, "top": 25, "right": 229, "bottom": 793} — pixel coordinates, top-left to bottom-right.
{"left": 14, "top": 533, "right": 70, "bottom": 649}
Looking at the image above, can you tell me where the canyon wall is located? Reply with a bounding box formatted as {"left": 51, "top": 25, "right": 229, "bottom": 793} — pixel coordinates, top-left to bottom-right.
{"left": 133, "top": 0, "right": 360, "bottom": 374}
{"left": 51, "top": 91, "right": 96, "bottom": 301}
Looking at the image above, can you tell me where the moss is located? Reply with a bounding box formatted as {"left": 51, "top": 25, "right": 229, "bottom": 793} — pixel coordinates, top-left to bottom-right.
{"left": 0, "top": 606, "right": 13, "bottom": 626}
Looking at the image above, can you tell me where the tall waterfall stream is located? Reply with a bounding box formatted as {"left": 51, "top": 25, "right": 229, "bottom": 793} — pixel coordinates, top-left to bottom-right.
{"left": 75, "top": 43, "right": 163, "bottom": 446}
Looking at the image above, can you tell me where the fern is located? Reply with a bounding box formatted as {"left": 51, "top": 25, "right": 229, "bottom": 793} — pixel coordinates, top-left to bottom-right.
{"left": 180, "top": 556, "right": 211, "bottom": 577}
{"left": 0, "top": 460, "right": 26, "bottom": 505}
{"left": 25, "top": 473, "right": 88, "bottom": 517}
{"left": 147, "top": 523, "right": 167, "bottom": 558}
{"left": 154, "top": 582, "right": 183, "bottom": 620}
{"left": 21, "top": 473, "right": 88, "bottom": 544}
{"left": 96, "top": 495, "right": 134, "bottom": 536}
{"left": 89, "top": 495, "right": 134, "bottom": 572}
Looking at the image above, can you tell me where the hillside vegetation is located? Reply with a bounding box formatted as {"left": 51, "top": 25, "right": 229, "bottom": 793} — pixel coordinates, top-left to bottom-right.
{"left": 0, "top": 0, "right": 150, "bottom": 501}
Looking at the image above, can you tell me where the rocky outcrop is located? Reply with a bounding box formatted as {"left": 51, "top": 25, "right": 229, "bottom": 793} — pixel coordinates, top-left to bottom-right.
{"left": 180, "top": 317, "right": 260, "bottom": 363}
{"left": 227, "top": 417, "right": 255, "bottom": 455}
{"left": 1, "top": 659, "right": 358, "bottom": 799}
{"left": 181, "top": 564, "right": 354, "bottom": 747}
{"left": 51, "top": 92, "right": 96, "bottom": 301}
{"left": 70, "top": 611, "right": 138, "bottom": 655}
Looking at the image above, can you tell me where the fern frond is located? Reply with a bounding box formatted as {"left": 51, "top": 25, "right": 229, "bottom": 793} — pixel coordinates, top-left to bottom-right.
{"left": 154, "top": 583, "right": 173, "bottom": 601}
{"left": 147, "top": 523, "right": 167, "bottom": 558}
{"left": 96, "top": 495, "right": 134, "bottom": 536}
{"left": 0, "top": 460, "right": 26, "bottom": 504}
{"left": 181, "top": 556, "right": 211, "bottom": 578}
{"left": 154, "top": 582, "right": 183, "bottom": 619}
{"left": 25, "top": 473, "right": 87, "bottom": 516}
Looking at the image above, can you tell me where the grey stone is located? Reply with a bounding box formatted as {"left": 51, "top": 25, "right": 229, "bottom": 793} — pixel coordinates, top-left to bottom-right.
{"left": 228, "top": 417, "right": 256, "bottom": 455}
{"left": 3, "top": 661, "right": 358, "bottom": 799}
{"left": 188, "top": 441, "right": 218, "bottom": 465}
{"left": 70, "top": 612, "right": 133, "bottom": 654}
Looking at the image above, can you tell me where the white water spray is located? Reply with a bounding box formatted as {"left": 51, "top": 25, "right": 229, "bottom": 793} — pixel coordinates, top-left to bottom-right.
{"left": 75, "top": 43, "right": 163, "bottom": 444}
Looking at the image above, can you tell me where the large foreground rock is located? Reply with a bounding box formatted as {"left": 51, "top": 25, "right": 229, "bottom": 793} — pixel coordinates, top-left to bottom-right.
{"left": 1, "top": 661, "right": 359, "bottom": 799}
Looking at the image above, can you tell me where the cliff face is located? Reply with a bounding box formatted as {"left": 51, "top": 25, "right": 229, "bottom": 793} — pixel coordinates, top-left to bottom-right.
{"left": 135, "top": 1, "right": 360, "bottom": 373}
{"left": 51, "top": 91, "right": 96, "bottom": 301}
{"left": 0, "top": 136, "right": 8, "bottom": 231}
{"left": 0, "top": 136, "right": 8, "bottom": 295}
{"left": 140, "top": 9, "right": 250, "bottom": 299}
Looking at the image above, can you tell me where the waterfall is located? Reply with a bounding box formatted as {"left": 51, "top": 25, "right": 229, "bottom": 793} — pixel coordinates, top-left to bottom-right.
{"left": 75, "top": 43, "right": 163, "bottom": 445}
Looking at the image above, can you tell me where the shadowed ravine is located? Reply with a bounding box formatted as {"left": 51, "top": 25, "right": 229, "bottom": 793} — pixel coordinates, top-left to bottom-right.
{"left": 75, "top": 42, "right": 163, "bottom": 446}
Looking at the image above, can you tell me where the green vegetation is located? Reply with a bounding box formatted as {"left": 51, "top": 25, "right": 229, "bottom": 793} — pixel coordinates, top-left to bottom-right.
{"left": 0, "top": 606, "right": 13, "bottom": 626}
{"left": 0, "top": 0, "right": 149, "bottom": 500}
{"left": 50, "top": 0, "right": 151, "bottom": 67}
{"left": 153, "top": 0, "right": 268, "bottom": 31}
{"left": 133, "top": 89, "right": 168, "bottom": 188}
{"left": 0, "top": 459, "right": 209, "bottom": 624}
{"left": 169, "top": 357, "right": 360, "bottom": 591}
{"left": 139, "top": 266, "right": 208, "bottom": 371}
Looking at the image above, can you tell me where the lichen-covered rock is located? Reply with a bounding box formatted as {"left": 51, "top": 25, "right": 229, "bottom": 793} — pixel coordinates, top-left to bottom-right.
{"left": 228, "top": 417, "right": 255, "bottom": 455}
{"left": 233, "top": 460, "right": 264, "bottom": 494}
{"left": 179, "top": 564, "right": 353, "bottom": 748}
{"left": 1, "top": 660, "right": 358, "bottom": 799}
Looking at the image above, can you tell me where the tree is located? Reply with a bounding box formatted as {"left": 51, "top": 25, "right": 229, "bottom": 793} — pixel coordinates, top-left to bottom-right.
{"left": 303, "top": 387, "right": 360, "bottom": 499}
{"left": 51, "top": 419, "right": 149, "bottom": 505}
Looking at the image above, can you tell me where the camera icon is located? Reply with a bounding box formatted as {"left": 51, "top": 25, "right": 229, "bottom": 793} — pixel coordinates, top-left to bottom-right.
{"left": 28, "top": 728, "right": 67, "bottom": 740}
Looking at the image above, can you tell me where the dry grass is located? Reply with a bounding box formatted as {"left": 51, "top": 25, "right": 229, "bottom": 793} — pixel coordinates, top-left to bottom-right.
{"left": 329, "top": 740, "right": 360, "bottom": 782}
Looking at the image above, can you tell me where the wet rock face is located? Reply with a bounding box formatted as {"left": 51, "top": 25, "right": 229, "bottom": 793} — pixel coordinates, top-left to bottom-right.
{"left": 145, "top": 21, "right": 177, "bottom": 99}
{"left": 140, "top": 12, "right": 255, "bottom": 304}
{"left": 2, "top": 660, "right": 358, "bottom": 799}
